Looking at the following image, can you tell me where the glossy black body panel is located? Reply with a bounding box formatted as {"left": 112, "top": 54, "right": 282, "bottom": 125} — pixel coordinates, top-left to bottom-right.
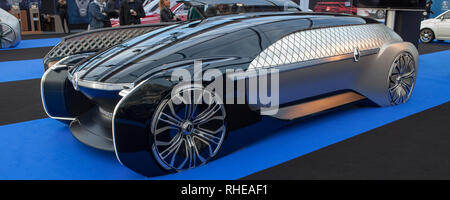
{"left": 72, "top": 12, "right": 377, "bottom": 84}
{"left": 70, "top": 107, "right": 114, "bottom": 151}
{"left": 113, "top": 75, "right": 175, "bottom": 176}
{"left": 42, "top": 69, "right": 94, "bottom": 119}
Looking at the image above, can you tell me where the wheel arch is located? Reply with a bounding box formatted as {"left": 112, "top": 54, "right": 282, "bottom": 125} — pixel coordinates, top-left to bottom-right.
{"left": 112, "top": 73, "right": 176, "bottom": 176}
{"left": 353, "top": 41, "right": 419, "bottom": 107}
{"left": 420, "top": 26, "right": 436, "bottom": 33}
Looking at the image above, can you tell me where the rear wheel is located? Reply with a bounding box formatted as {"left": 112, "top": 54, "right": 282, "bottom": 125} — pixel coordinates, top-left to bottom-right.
{"left": 388, "top": 52, "right": 416, "bottom": 105}
{"left": 420, "top": 29, "right": 434, "bottom": 43}
{"left": 151, "top": 86, "right": 227, "bottom": 171}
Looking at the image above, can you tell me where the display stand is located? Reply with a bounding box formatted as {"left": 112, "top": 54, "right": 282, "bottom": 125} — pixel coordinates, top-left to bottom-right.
{"left": 51, "top": 15, "right": 67, "bottom": 33}
{"left": 385, "top": 10, "right": 396, "bottom": 29}
{"left": 299, "top": 0, "right": 309, "bottom": 11}
{"left": 385, "top": 9, "right": 424, "bottom": 48}
{"left": 27, "top": 7, "right": 42, "bottom": 34}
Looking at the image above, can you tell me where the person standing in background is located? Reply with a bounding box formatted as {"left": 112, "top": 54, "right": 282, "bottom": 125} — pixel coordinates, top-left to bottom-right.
{"left": 57, "top": 0, "right": 70, "bottom": 33}
{"left": 88, "top": 0, "right": 108, "bottom": 30}
{"left": 19, "top": 0, "right": 41, "bottom": 10}
{"left": 159, "top": 0, "right": 180, "bottom": 22}
{"left": 119, "top": 0, "right": 145, "bottom": 26}
{"left": 425, "top": 1, "right": 435, "bottom": 19}
{"left": 103, "top": 0, "right": 119, "bottom": 27}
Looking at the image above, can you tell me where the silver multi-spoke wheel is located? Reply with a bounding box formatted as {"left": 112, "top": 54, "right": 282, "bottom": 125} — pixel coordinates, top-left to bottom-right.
{"left": 375, "top": 10, "right": 385, "bottom": 19}
{"left": 420, "top": 29, "right": 434, "bottom": 43}
{"left": 388, "top": 52, "right": 416, "bottom": 105}
{"left": 0, "top": 23, "right": 16, "bottom": 49}
{"left": 151, "top": 87, "right": 226, "bottom": 171}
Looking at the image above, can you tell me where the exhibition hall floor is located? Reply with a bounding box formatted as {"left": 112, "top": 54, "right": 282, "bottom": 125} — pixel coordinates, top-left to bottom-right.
{"left": 0, "top": 36, "right": 449, "bottom": 179}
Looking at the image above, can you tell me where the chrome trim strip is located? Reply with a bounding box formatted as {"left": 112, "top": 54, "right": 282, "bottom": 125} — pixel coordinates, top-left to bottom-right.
{"left": 71, "top": 78, "right": 135, "bottom": 91}
{"left": 244, "top": 48, "right": 379, "bottom": 74}
{"left": 40, "top": 62, "right": 76, "bottom": 122}
{"left": 67, "top": 71, "right": 134, "bottom": 91}
{"left": 278, "top": 48, "right": 379, "bottom": 71}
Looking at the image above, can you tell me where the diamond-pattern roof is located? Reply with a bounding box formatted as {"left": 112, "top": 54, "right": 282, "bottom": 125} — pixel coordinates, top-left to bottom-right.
{"left": 248, "top": 24, "right": 401, "bottom": 70}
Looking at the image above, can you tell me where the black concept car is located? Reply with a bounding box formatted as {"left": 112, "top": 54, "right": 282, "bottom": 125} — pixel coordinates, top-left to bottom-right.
{"left": 41, "top": 0, "right": 418, "bottom": 177}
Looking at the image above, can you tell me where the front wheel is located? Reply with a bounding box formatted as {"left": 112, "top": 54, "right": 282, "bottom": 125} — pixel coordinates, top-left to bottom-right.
{"left": 420, "top": 29, "right": 435, "bottom": 43}
{"left": 150, "top": 86, "right": 227, "bottom": 171}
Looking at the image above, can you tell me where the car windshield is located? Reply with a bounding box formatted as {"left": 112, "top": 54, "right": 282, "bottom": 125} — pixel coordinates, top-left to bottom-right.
{"left": 177, "top": 0, "right": 301, "bottom": 20}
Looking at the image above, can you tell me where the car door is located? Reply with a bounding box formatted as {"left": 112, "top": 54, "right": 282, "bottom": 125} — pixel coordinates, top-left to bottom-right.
{"left": 436, "top": 11, "right": 450, "bottom": 39}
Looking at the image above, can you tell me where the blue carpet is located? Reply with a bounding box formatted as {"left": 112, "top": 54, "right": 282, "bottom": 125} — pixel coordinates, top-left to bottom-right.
{"left": 0, "top": 50, "right": 449, "bottom": 179}
{"left": 0, "top": 38, "right": 60, "bottom": 50}
{"left": 0, "top": 59, "right": 43, "bottom": 82}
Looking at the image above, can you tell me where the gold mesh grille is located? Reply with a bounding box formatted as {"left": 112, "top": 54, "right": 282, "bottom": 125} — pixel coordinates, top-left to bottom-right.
{"left": 43, "top": 24, "right": 170, "bottom": 69}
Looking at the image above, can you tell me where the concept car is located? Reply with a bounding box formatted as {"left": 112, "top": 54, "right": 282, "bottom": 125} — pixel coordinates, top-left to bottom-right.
{"left": 0, "top": 8, "right": 21, "bottom": 49}
{"left": 41, "top": 0, "right": 418, "bottom": 177}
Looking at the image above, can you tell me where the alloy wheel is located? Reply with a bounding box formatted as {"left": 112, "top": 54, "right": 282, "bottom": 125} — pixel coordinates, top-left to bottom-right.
{"left": 388, "top": 52, "right": 416, "bottom": 105}
{"left": 420, "top": 29, "right": 434, "bottom": 43}
{"left": 151, "top": 87, "right": 226, "bottom": 171}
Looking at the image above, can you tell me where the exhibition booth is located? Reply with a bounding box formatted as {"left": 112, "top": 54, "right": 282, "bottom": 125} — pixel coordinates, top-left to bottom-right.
{"left": 0, "top": 0, "right": 449, "bottom": 183}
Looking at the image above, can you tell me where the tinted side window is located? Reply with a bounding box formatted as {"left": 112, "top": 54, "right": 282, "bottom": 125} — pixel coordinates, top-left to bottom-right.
{"left": 444, "top": 12, "right": 450, "bottom": 19}
{"left": 256, "top": 19, "right": 311, "bottom": 43}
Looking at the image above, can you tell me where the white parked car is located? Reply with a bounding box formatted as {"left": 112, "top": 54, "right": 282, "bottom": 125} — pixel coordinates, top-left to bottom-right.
{"left": 420, "top": 10, "right": 450, "bottom": 43}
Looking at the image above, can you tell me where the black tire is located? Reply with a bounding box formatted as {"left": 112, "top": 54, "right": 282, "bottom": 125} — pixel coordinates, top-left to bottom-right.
{"left": 150, "top": 85, "right": 227, "bottom": 171}
{"left": 375, "top": 10, "right": 385, "bottom": 19}
{"left": 420, "top": 29, "right": 435, "bottom": 43}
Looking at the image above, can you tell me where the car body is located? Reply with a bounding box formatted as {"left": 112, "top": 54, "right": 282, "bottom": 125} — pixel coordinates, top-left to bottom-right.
{"left": 420, "top": 10, "right": 450, "bottom": 43}
{"left": 0, "top": 8, "right": 21, "bottom": 48}
{"left": 313, "top": 1, "right": 357, "bottom": 15}
{"left": 110, "top": 0, "right": 187, "bottom": 27}
{"left": 41, "top": 0, "right": 418, "bottom": 177}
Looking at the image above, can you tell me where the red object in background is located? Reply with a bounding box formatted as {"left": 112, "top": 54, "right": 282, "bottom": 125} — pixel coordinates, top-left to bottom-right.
{"left": 110, "top": 1, "right": 187, "bottom": 27}
{"left": 313, "top": 1, "right": 357, "bottom": 15}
